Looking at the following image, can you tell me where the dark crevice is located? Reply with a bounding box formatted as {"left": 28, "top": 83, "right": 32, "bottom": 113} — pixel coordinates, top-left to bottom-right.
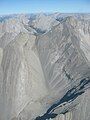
{"left": 35, "top": 77, "right": 90, "bottom": 120}
{"left": 63, "top": 68, "right": 73, "bottom": 81}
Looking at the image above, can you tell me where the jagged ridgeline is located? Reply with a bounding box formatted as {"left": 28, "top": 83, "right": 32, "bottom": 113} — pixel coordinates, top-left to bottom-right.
{"left": 0, "top": 13, "right": 90, "bottom": 120}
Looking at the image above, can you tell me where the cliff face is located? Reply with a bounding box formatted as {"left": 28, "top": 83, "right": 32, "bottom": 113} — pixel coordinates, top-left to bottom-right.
{"left": 0, "top": 13, "right": 90, "bottom": 120}
{"left": 35, "top": 17, "right": 90, "bottom": 120}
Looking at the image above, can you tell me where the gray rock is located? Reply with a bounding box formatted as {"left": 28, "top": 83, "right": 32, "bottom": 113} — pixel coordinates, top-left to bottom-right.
{"left": 0, "top": 13, "right": 90, "bottom": 120}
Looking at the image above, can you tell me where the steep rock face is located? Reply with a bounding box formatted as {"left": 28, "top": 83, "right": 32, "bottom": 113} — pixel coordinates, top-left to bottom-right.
{"left": 0, "top": 32, "right": 48, "bottom": 120}
{"left": 35, "top": 17, "right": 90, "bottom": 120}
{"left": 0, "top": 14, "right": 90, "bottom": 120}
{"left": 36, "top": 17, "right": 90, "bottom": 98}
{"left": 0, "top": 15, "right": 29, "bottom": 48}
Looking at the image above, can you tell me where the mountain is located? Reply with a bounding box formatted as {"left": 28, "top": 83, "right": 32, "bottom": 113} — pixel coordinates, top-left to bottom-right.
{"left": 0, "top": 13, "right": 90, "bottom": 120}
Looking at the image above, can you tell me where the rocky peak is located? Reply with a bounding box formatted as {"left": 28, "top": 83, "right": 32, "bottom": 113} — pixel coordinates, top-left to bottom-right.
{"left": 0, "top": 13, "right": 90, "bottom": 120}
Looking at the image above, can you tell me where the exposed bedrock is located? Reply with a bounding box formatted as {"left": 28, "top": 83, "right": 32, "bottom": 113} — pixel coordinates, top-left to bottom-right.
{"left": 35, "top": 17, "right": 90, "bottom": 120}
{"left": 0, "top": 14, "right": 90, "bottom": 120}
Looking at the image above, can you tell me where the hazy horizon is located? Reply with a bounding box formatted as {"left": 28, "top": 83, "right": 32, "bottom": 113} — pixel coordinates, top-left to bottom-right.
{"left": 0, "top": 0, "right": 90, "bottom": 15}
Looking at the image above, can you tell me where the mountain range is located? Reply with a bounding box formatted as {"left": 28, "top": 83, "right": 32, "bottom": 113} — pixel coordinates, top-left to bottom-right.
{"left": 0, "top": 13, "right": 90, "bottom": 120}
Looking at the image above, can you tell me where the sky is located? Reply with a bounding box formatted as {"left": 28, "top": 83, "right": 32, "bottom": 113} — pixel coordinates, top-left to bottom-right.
{"left": 0, "top": 0, "right": 90, "bottom": 15}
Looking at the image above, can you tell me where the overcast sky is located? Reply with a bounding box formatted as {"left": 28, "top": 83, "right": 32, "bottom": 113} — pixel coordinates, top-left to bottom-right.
{"left": 0, "top": 0, "right": 90, "bottom": 15}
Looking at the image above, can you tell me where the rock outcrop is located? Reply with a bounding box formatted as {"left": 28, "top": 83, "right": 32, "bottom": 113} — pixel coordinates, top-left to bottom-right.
{"left": 0, "top": 13, "right": 90, "bottom": 120}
